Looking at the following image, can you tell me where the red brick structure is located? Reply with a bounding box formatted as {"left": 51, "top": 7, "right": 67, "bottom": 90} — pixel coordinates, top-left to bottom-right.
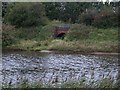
{"left": 54, "top": 24, "right": 70, "bottom": 38}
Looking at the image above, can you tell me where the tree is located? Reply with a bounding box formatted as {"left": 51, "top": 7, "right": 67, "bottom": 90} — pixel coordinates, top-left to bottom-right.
{"left": 92, "top": 5, "right": 119, "bottom": 28}
{"left": 2, "top": 2, "right": 8, "bottom": 17}
{"left": 44, "top": 2, "right": 92, "bottom": 23}
{"left": 78, "top": 2, "right": 119, "bottom": 28}
{"left": 44, "top": 2, "right": 62, "bottom": 20}
{"left": 4, "top": 2, "right": 48, "bottom": 27}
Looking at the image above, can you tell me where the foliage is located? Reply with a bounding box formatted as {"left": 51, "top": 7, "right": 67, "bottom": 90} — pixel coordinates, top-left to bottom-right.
{"left": 2, "top": 24, "right": 16, "bottom": 47}
{"left": 44, "top": 2, "right": 92, "bottom": 23}
{"left": 2, "top": 2, "right": 8, "bottom": 17}
{"left": 44, "top": 2, "right": 62, "bottom": 20}
{"left": 3, "top": 2, "right": 119, "bottom": 28}
{"left": 65, "top": 24, "right": 94, "bottom": 41}
{"left": 2, "top": 23, "right": 55, "bottom": 50}
{"left": 2, "top": 78, "right": 120, "bottom": 88}
{"left": 3, "top": 24, "right": 53, "bottom": 40}
{"left": 49, "top": 26, "right": 118, "bottom": 52}
{"left": 2, "top": 2, "right": 119, "bottom": 52}
{"left": 4, "top": 2, "right": 48, "bottom": 27}
{"left": 3, "top": 23, "right": 118, "bottom": 52}
{"left": 79, "top": 5, "right": 119, "bottom": 28}
{"left": 92, "top": 6, "right": 119, "bottom": 28}
{"left": 35, "top": 25, "right": 53, "bottom": 41}
{"left": 61, "top": 80, "right": 87, "bottom": 88}
{"left": 49, "top": 40, "right": 118, "bottom": 52}
{"left": 44, "top": 2, "right": 119, "bottom": 28}
{"left": 113, "top": 79, "right": 120, "bottom": 88}
{"left": 60, "top": 2, "right": 91, "bottom": 23}
{"left": 98, "top": 78, "right": 114, "bottom": 88}
{"left": 79, "top": 9, "right": 98, "bottom": 25}
{"left": 65, "top": 24, "right": 118, "bottom": 41}
{"left": 88, "top": 28, "right": 118, "bottom": 41}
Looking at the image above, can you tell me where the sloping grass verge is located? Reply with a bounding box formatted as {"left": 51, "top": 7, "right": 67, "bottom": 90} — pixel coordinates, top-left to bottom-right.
{"left": 2, "top": 24, "right": 119, "bottom": 53}
{"left": 48, "top": 40, "right": 118, "bottom": 53}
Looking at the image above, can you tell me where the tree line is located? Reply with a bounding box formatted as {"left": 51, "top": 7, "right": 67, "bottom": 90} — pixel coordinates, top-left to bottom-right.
{"left": 2, "top": 2, "right": 119, "bottom": 28}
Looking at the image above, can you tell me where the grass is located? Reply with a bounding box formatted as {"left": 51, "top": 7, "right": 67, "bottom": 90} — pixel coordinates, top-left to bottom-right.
{"left": 2, "top": 78, "right": 120, "bottom": 88}
{"left": 88, "top": 28, "right": 118, "bottom": 41}
{"left": 48, "top": 26, "right": 119, "bottom": 53}
{"left": 9, "top": 40, "right": 50, "bottom": 50}
{"left": 2, "top": 23, "right": 54, "bottom": 50}
{"left": 2, "top": 24, "right": 119, "bottom": 53}
{"left": 48, "top": 39, "right": 118, "bottom": 53}
{"left": 65, "top": 24, "right": 118, "bottom": 41}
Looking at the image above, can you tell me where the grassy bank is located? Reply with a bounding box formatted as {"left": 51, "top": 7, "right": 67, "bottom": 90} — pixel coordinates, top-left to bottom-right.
{"left": 48, "top": 40, "right": 118, "bottom": 53}
{"left": 2, "top": 78, "right": 120, "bottom": 88}
{"left": 2, "top": 24, "right": 119, "bottom": 53}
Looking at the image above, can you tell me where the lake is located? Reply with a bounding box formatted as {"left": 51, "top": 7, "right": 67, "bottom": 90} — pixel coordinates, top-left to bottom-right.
{"left": 1, "top": 50, "right": 119, "bottom": 87}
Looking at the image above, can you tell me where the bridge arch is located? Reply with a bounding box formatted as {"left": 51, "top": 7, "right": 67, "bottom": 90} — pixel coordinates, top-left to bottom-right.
{"left": 53, "top": 24, "right": 70, "bottom": 38}
{"left": 56, "top": 33, "right": 65, "bottom": 38}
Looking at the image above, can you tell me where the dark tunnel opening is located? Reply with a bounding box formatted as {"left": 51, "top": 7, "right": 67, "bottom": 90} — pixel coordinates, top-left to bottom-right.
{"left": 56, "top": 33, "right": 65, "bottom": 39}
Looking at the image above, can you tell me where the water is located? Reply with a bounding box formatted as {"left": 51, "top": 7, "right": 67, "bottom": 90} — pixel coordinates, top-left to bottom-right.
{"left": 1, "top": 50, "right": 119, "bottom": 86}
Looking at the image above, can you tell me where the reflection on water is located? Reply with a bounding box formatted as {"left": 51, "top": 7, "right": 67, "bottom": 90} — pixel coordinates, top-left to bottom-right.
{"left": 1, "top": 51, "right": 119, "bottom": 86}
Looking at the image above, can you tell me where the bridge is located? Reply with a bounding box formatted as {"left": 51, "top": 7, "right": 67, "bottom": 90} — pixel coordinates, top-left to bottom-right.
{"left": 54, "top": 24, "right": 70, "bottom": 38}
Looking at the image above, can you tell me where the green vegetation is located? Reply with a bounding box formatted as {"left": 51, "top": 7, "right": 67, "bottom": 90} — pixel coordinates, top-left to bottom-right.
{"left": 2, "top": 78, "right": 120, "bottom": 88}
{"left": 2, "top": 24, "right": 53, "bottom": 50}
{"left": 3, "top": 23, "right": 119, "bottom": 52}
{"left": 2, "top": 2, "right": 119, "bottom": 89}
{"left": 4, "top": 3, "right": 48, "bottom": 27}
{"left": 2, "top": 2, "right": 119, "bottom": 52}
{"left": 48, "top": 24, "right": 118, "bottom": 52}
{"left": 49, "top": 40, "right": 118, "bottom": 52}
{"left": 66, "top": 24, "right": 118, "bottom": 41}
{"left": 44, "top": 2, "right": 119, "bottom": 28}
{"left": 3, "top": 24, "right": 119, "bottom": 52}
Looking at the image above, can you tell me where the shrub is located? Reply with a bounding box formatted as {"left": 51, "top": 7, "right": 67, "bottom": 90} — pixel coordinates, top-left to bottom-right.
{"left": 35, "top": 25, "right": 54, "bottom": 41}
{"left": 78, "top": 6, "right": 119, "bottom": 28}
{"left": 5, "top": 2, "right": 49, "bottom": 27}
{"left": 2, "top": 24, "right": 16, "bottom": 47}
{"left": 65, "top": 24, "right": 95, "bottom": 41}
{"left": 92, "top": 6, "right": 119, "bottom": 28}
{"left": 79, "top": 9, "right": 98, "bottom": 25}
{"left": 113, "top": 79, "right": 120, "bottom": 88}
{"left": 88, "top": 28, "right": 118, "bottom": 41}
{"left": 6, "top": 25, "right": 53, "bottom": 41}
{"left": 92, "top": 10, "right": 119, "bottom": 28}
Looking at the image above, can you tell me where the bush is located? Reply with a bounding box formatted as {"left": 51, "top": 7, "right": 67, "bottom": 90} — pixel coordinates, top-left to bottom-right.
{"left": 2, "top": 24, "right": 16, "bottom": 47}
{"left": 92, "top": 6, "right": 119, "bottom": 28}
{"left": 65, "top": 24, "right": 94, "bottom": 41}
{"left": 5, "top": 2, "right": 49, "bottom": 27}
{"left": 6, "top": 25, "right": 53, "bottom": 41}
{"left": 92, "top": 8, "right": 119, "bottom": 28}
{"left": 79, "top": 9, "right": 98, "bottom": 25}
{"left": 35, "top": 25, "right": 54, "bottom": 41}
{"left": 65, "top": 24, "right": 118, "bottom": 41}
{"left": 78, "top": 6, "right": 119, "bottom": 28}
{"left": 2, "top": 23, "right": 54, "bottom": 47}
{"left": 88, "top": 28, "right": 118, "bottom": 41}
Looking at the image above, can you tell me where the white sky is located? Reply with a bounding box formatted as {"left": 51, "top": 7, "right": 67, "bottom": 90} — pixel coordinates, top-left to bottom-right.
{"left": 2, "top": 0, "right": 120, "bottom": 2}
